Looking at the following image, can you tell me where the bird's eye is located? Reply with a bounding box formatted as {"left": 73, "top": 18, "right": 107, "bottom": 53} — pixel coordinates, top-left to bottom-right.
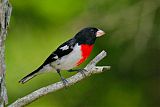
{"left": 90, "top": 29, "right": 94, "bottom": 32}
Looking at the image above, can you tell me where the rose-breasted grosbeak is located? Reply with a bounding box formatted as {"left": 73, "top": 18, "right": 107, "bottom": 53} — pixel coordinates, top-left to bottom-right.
{"left": 19, "top": 27, "right": 105, "bottom": 85}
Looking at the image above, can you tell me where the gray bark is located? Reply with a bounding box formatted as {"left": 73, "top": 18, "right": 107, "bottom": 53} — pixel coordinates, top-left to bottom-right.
{"left": 9, "top": 50, "right": 111, "bottom": 107}
{"left": 0, "top": 0, "right": 12, "bottom": 106}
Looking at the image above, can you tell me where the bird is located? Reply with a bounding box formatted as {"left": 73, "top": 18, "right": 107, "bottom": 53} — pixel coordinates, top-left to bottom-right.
{"left": 19, "top": 27, "right": 105, "bottom": 85}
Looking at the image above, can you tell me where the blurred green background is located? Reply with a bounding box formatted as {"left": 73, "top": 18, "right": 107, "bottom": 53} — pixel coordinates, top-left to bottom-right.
{"left": 6, "top": 0, "right": 160, "bottom": 107}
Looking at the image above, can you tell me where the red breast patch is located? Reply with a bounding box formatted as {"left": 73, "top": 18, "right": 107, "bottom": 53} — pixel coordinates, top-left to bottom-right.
{"left": 76, "top": 44, "right": 93, "bottom": 66}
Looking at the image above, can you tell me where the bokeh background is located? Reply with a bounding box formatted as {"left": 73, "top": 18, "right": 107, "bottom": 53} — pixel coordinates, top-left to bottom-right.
{"left": 6, "top": 0, "right": 160, "bottom": 107}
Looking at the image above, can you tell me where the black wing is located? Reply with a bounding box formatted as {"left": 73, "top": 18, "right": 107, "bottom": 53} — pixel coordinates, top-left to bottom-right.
{"left": 42, "top": 38, "right": 76, "bottom": 66}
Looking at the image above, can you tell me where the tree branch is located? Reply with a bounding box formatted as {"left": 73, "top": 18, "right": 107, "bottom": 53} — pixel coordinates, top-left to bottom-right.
{"left": 0, "top": 0, "right": 12, "bottom": 106}
{"left": 8, "top": 50, "right": 111, "bottom": 107}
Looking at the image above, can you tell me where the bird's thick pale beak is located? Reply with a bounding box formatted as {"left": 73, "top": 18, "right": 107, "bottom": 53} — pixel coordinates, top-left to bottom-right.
{"left": 96, "top": 29, "right": 105, "bottom": 37}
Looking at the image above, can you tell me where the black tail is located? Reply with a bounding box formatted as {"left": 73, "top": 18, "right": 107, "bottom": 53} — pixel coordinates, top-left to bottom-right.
{"left": 19, "top": 66, "right": 43, "bottom": 84}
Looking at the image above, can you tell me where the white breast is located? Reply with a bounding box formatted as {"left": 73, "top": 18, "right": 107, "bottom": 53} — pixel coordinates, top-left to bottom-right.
{"left": 51, "top": 43, "right": 82, "bottom": 70}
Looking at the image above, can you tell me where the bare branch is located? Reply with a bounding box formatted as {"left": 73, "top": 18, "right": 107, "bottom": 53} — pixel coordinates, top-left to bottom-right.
{"left": 0, "top": 0, "right": 12, "bottom": 106}
{"left": 8, "top": 50, "right": 111, "bottom": 107}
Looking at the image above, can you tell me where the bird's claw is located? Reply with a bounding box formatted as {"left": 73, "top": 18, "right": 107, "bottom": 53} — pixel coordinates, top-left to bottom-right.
{"left": 78, "top": 69, "right": 87, "bottom": 77}
{"left": 61, "top": 77, "right": 68, "bottom": 87}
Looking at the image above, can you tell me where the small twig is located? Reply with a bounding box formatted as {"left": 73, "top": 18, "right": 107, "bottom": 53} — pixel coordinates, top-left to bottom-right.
{"left": 8, "top": 50, "right": 111, "bottom": 107}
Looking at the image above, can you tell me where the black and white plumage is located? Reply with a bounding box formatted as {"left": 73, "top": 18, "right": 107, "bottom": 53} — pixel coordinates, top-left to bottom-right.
{"left": 19, "top": 27, "right": 105, "bottom": 84}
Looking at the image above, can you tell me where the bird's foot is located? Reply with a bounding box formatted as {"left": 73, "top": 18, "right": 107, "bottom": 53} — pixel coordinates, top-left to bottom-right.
{"left": 78, "top": 69, "right": 87, "bottom": 77}
{"left": 61, "top": 77, "right": 68, "bottom": 87}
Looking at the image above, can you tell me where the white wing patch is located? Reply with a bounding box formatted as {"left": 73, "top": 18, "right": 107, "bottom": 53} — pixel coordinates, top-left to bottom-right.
{"left": 53, "top": 55, "right": 58, "bottom": 59}
{"left": 60, "top": 45, "right": 69, "bottom": 50}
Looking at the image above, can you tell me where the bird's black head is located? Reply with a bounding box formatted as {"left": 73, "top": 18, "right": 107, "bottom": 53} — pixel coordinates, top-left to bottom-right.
{"left": 75, "top": 27, "right": 105, "bottom": 45}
